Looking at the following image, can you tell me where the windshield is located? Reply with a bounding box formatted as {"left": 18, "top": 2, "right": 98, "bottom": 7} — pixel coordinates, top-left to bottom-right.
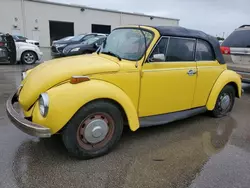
{"left": 82, "top": 36, "right": 104, "bottom": 45}
{"left": 70, "top": 34, "right": 85, "bottom": 42}
{"left": 99, "top": 28, "right": 153, "bottom": 61}
{"left": 16, "top": 36, "right": 27, "bottom": 40}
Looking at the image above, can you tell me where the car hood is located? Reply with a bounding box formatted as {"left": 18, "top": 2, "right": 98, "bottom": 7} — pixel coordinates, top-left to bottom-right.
{"left": 16, "top": 42, "right": 36, "bottom": 47}
{"left": 53, "top": 40, "right": 80, "bottom": 45}
{"left": 64, "top": 43, "right": 92, "bottom": 51}
{"left": 26, "top": 40, "right": 38, "bottom": 43}
{"left": 19, "top": 54, "right": 120, "bottom": 110}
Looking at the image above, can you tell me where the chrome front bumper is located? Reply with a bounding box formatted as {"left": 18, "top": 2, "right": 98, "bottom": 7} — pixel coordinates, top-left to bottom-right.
{"left": 6, "top": 92, "right": 51, "bottom": 138}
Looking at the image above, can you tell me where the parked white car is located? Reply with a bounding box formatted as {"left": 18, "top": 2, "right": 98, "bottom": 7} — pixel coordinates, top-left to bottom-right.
{"left": 16, "top": 42, "right": 43, "bottom": 64}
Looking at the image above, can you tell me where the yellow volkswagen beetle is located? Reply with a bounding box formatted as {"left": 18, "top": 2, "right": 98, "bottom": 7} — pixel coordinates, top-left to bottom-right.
{"left": 7, "top": 25, "right": 242, "bottom": 159}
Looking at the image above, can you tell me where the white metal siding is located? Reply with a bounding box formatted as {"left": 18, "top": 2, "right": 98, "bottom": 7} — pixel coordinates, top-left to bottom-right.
{"left": 0, "top": 0, "right": 179, "bottom": 47}
{"left": 0, "top": 0, "right": 24, "bottom": 34}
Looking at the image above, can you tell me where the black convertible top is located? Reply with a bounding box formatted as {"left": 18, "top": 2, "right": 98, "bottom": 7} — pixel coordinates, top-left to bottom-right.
{"left": 152, "top": 26, "right": 225, "bottom": 64}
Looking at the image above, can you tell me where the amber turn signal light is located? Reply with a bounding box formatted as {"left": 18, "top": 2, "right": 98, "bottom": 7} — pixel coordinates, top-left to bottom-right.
{"left": 70, "top": 76, "right": 90, "bottom": 84}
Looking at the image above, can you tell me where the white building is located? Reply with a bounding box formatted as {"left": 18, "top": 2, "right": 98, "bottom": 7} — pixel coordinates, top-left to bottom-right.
{"left": 0, "top": 0, "right": 179, "bottom": 47}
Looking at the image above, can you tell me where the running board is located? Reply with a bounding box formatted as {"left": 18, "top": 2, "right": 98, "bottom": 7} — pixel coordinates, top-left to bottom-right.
{"left": 139, "top": 107, "right": 207, "bottom": 127}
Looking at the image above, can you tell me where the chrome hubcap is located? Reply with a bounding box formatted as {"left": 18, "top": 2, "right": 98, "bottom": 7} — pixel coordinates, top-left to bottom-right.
{"left": 220, "top": 94, "right": 230, "bottom": 110}
{"left": 84, "top": 119, "right": 109, "bottom": 144}
{"left": 24, "top": 53, "right": 35, "bottom": 64}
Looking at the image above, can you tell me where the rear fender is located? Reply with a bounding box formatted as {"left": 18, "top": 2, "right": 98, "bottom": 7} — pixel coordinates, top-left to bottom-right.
{"left": 206, "top": 70, "right": 242, "bottom": 110}
{"left": 32, "top": 80, "right": 139, "bottom": 134}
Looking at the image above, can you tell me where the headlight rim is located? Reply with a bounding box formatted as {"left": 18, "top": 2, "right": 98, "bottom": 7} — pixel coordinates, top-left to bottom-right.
{"left": 39, "top": 93, "right": 49, "bottom": 117}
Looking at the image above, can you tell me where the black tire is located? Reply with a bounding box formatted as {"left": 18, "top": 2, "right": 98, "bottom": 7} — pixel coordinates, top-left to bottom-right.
{"left": 211, "top": 85, "right": 235, "bottom": 118}
{"left": 21, "top": 51, "right": 37, "bottom": 64}
{"left": 62, "top": 101, "right": 123, "bottom": 159}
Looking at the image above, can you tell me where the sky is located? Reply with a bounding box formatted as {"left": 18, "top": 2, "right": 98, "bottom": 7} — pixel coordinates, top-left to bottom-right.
{"left": 50, "top": 0, "right": 249, "bottom": 38}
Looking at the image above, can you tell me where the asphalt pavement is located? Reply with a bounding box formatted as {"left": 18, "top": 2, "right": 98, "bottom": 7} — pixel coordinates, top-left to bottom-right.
{"left": 1, "top": 64, "right": 250, "bottom": 188}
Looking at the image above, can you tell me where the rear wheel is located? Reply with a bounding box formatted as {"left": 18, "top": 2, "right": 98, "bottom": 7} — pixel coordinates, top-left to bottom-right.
{"left": 211, "top": 85, "right": 235, "bottom": 118}
{"left": 62, "top": 101, "right": 123, "bottom": 159}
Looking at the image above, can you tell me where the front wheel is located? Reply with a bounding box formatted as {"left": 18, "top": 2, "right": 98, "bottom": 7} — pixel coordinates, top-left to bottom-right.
{"left": 211, "top": 85, "right": 235, "bottom": 118}
{"left": 21, "top": 51, "right": 37, "bottom": 64}
{"left": 62, "top": 101, "right": 124, "bottom": 159}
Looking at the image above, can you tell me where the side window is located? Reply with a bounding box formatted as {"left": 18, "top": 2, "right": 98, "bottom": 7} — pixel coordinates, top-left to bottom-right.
{"left": 196, "top": 40, "right": 215, "bottom": 61}
{"left": 166, "top": 38, "right": 195, "bottom": 61}
{"left": 84, "top": 35, "right": 95, "bottom": 41}
{"left": 149, "top": 38, "right": 169, "bottom": 62}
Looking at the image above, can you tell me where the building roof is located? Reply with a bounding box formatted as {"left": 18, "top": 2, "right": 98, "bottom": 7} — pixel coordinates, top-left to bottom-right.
{"left": 153, "top": 26, "right": 225, "bottom": 64}
{"left": 27, "top": 0, "right": 179, "bottom": 21}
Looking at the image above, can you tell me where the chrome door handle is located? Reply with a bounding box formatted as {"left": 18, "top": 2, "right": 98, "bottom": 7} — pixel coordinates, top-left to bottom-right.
{"left": 187, "top": 69, "right": 197, "bottom": 76}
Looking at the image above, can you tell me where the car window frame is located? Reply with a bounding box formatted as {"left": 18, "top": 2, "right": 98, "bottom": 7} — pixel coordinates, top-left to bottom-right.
{"left": 147, "top": 36, "right": 196, "bottom": 63}
{"left": 195, "top": 39, "right": 216, "bottom": 62}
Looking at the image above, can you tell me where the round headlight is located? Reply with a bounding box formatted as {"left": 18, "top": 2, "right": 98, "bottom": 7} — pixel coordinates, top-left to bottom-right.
{"left": 39, "top": 93, "right": 49, "bottom": 117}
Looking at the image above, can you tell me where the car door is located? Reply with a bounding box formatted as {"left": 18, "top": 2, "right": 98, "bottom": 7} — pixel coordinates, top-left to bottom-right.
{"left": 0, "top": 35, "right": 8, "bottom": 62}
{"left": 139, "top": 37, "right": 197, "bottom": 117}
{"left": 192, "top": 39, "right": 225, "bottom": 108}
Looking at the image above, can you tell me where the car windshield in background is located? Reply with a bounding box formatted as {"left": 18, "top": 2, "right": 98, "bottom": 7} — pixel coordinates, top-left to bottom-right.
{"left": 82, "top": 36, "right": 103, "bottom": 45}
{"left": 16, "top": 36, "right": 28, "bottom": 40}
{"left": 100, "top": 28, "right": 153, "bottom": 61}
{"left": 70, "top": 34, "right": 85, "bottom": 42}
{"left": 222, "top": 30, "right": 250, "bottom": 47}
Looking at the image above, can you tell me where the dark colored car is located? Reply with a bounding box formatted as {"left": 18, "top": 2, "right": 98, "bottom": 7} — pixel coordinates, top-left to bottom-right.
{"left": 62, "top": 36, "right": 106, "bottom": 56}
{"left": 52, "top": 36, "right": 74, "bottom": 44}
{"left": 51, "top": 33, "right": 106, "bottom": 57}
{"left": 0, "top": 33, "right": 16, "bottom": 64}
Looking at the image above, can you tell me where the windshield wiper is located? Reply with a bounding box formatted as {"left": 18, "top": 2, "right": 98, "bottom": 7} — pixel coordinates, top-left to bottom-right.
{"left": 101, "top": 51, "right": 121, "bottom": 61}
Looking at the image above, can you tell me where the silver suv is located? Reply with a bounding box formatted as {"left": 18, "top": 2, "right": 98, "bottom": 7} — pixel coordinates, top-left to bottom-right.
{"left": 221, "top": 25, "right": 250, "bottom": 83}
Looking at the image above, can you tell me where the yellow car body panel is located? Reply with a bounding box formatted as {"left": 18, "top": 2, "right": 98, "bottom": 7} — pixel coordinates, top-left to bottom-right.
{"left": 19, "top": 54, "right": 120, "bottom": 110}
{"left": 206, "top": 70, "right": 242, "bottom": 110}
{"left": 139, "top": 61, "right": 197, "bottom": 117}
{"left": 23, "top": 106, "right": 34, "bottom": 117}
{"left": 92, "top": 71, "right": 140, "bottom": 110}
{"left": 32, "top": 80, "right": 140, "bottom": 134}
{"left": 192, "top": 61, "right": 227, "bottom": 108}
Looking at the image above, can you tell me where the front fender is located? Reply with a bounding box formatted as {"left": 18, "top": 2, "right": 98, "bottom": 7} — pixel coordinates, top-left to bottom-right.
{"left": 206, "top": 70, "right": 242, "bottom": 110}
{"left": 32, "top": 80, "right": 139, "bottom": 134}
{"left": 17, "top": 46, "right": 36, "bottom": 61}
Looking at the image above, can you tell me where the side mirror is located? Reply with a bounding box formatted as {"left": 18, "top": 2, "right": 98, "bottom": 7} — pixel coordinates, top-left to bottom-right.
{"left": 150, "top": 54, "right": 165, "bottom": 62}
